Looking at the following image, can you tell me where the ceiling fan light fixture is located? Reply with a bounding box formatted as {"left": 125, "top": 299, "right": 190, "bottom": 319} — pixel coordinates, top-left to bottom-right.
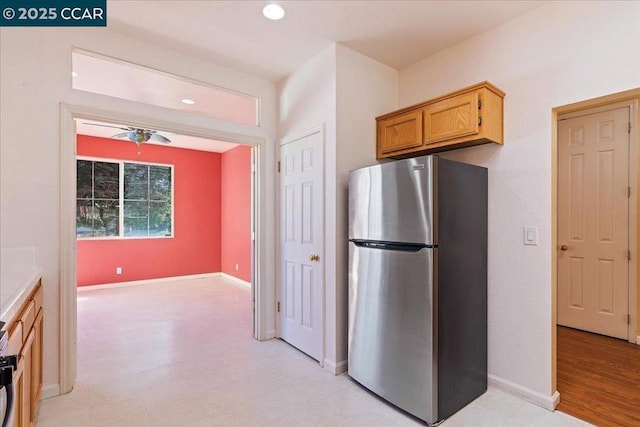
{"left": 129, "top": 130, "right": 151, "bottom": 145}
{"left": 263, "top": 3, "right": 285, "bottom": 20}
{"left": 83, "top": 122, "right": 172, "bottom": 145}
{"left": 181, "top": 98, "right": 196, "bottom": 105}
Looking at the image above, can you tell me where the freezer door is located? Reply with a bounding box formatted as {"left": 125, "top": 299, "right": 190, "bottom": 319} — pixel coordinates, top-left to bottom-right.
{"left": 348, "top": 241, "right": 437, "bottom": 423}
{"left": 348, "top": 156, "right": 434, "bottom": 245}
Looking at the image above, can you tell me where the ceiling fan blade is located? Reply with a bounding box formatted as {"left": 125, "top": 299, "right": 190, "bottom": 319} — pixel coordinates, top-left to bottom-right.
{"left": 82, "top": 122, "right": 130, "bottom": 131}
{"left": 111, "top": 132, "right": 130, "bottom": 139}
{"left": 149, "top": 133, "right": 171, "bottom": 144}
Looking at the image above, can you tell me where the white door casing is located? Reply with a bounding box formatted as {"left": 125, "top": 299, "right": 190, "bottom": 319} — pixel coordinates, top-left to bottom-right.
{"left": 279, "top": 129, "right": 324, "bottom": 361}
{"left": 558, "top": 106, "right": 630, "bottom": 339}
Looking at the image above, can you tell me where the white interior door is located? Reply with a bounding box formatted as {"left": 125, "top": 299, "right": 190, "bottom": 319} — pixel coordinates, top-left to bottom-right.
{"left": 558, "top": 106, "right": 630, "bottom": 339}
{"left": 279, "top": 130, "right": 323, "bottom": 361}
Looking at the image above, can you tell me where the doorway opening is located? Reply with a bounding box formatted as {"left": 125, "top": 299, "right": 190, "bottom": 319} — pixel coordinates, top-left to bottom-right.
{"left": 60, "top": 105, "right": 266, "bottom": 395}
{"left": 74, "top": 119, "right": 252, "bottom": 292}
{"left": 552, "top": 89, "right": 640, "bottom": 425}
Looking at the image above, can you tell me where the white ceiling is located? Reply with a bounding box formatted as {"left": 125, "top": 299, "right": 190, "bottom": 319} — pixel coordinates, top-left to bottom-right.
{"left": 78, "top": 0, "right": 546, "bottom": 149}
{"left": 76, "top": 119, "right": 239, "bottom": 153}
{"left": 106, "top": 0, "right": 547, "bottom": 81}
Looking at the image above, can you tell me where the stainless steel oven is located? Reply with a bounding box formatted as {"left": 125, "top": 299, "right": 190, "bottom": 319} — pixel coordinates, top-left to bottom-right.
{"left": 0, "top": 328, "right": 16, "bottom": 427}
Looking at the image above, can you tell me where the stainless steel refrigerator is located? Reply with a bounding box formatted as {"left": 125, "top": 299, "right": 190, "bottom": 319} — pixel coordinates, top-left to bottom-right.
{"left": 348, "top": 155, "right": 487, "bottom": 425}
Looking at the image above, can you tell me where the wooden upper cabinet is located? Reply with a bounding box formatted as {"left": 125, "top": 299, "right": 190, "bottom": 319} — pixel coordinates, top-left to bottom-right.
{"left": 424, "top": 91, "right": 479, "bottom": 144}
{"left": 377, "top": 109, "right": 423, "bottom": 156}
{"left": 376, "top": 81, "right": 505, "bottom": 159}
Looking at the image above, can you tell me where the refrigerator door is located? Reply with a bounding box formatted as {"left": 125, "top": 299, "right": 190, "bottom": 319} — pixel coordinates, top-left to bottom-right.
{"left": 348, "top": 156, "right": 435, "bottom": 245}
{"left": 348, "top": 241, "right": 437, "bottom": 423}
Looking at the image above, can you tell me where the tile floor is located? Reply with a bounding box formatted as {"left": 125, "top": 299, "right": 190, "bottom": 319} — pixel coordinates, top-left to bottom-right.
{"left": 37, "top": 277, "right": 591, "bottom": 426}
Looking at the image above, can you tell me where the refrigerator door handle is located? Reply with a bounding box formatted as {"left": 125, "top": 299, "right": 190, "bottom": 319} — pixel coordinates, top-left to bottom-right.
{"left": 349, "top": 239, "right": 436, "bottom": 252}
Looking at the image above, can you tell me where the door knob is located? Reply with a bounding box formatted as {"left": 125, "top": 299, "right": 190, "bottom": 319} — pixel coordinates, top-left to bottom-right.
{"left": 560, "top": 245, "right": 568, "bottom": 251}
{"left": 309, "top": 254, "right": 320, "bottom": 262}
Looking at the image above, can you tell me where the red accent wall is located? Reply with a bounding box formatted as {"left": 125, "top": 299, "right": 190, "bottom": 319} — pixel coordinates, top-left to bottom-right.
{"left": 221, "top": 145, "right": 252, "bottom": 283}
{"left": 76, "top": 135, "right": 222, "bottom": 286}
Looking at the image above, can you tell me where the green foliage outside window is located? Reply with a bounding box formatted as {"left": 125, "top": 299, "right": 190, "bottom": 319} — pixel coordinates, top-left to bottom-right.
{"left": 76, "top": 159, "right": 172, "bottom": 239}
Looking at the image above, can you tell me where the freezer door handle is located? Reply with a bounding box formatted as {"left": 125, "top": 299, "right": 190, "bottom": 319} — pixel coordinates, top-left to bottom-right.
{"left": 349, "top": 239, "right": 435, "bottom": 252}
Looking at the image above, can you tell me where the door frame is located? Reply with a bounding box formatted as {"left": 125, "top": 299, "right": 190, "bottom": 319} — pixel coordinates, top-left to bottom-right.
{"left": 275, "top": 125, "right": 326, "bottom": 367}
{"left": 59, "top": 104, "right": 267, "bottom": 394}
{"left": 551, "top": 88, "right": 640, "bottom": 395}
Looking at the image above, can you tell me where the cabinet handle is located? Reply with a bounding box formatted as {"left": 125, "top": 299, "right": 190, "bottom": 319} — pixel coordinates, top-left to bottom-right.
{"left": 478, "top": 116, "right": 482, "bottom": 126}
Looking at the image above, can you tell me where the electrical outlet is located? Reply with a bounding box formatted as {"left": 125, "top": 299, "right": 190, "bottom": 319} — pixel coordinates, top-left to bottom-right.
{"left": 116, "top": 267, "right": 122, "bottom": 275}
{"left": 235, "top": 264, "right": 239, "bottom": 271}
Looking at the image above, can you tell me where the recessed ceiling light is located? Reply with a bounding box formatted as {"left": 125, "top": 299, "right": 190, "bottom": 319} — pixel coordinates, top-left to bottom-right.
{"left": 181, "top": 98, "right": 195, "bottom": 105}
{"left": 71, "top": 71, "right": 78, "bottom": 77}
{"left": 263, "top": 3, "right": 285, "bottom": 20}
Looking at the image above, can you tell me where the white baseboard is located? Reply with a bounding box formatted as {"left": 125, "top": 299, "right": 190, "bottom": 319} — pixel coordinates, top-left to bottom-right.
{"left": 77, "top": 272, "right": 222, "bottom": 291}
{"left": 264, "top": 329, "right": 277, "bottom": 340}
{"left": 488, "top": 374, "right": 559, "bottom": 411}
{"left": 220, "top": 273, "right": 251, "bottom": 288}
{"left": 323, "top": 358, "right": 347, "bottom": 375}
{"left": 40, "top": 383, "right": 61, "bottom": 400}
{"left": 550, "top": 390, "right": 560, "bottom": 410}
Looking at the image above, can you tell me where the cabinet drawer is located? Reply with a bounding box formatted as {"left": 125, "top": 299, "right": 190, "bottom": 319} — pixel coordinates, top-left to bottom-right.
{"left": 7, "top": 322, "right": 23, "bottom": 357}
{"left": 19, "top": 301, "right": 35, "bottom": 342}
{"left": 423, "top": 91, "right": 479, "bottom": 144}
{"left": 33, "top": 283, "right": 43, "bottom": 314}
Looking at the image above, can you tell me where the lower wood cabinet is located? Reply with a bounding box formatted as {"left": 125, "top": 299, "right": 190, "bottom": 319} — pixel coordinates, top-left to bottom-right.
{"left": 5, "top": 281, "right": 43, "bottom": 427}
{"left": 32, "top": 309, "right": 43, "bottom": 416}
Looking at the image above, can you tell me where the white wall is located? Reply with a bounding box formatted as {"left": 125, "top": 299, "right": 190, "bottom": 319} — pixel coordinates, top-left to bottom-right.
{"left": 0, "top": 27, "right": 277, "bottom": 395}
{"left": 399, "top": 1, "right": 640, "bottom": 405}
{"left": 277, "top": 44, "right": 398, "bottom": 372}
{"left": 334, "top": 45, "right": 398, "bottom": 367}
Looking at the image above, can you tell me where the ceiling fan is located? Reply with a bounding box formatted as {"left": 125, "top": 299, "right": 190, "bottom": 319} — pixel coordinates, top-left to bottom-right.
{"left": 83, "top": 123, "right": 171, "bottom": 145}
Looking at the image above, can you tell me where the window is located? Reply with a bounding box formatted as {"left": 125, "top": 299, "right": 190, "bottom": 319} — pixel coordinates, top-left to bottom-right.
{"left": 123, "top": 163, "right": 172, "bottom": 237}
{"left": 76, "top": 159, "right": 173, "bottom": 239}
{"left": 77, "top": 160, "right": 120, "bottom": 238}
{"left": 72, "top": 50, "right": 259, "bottom": 126}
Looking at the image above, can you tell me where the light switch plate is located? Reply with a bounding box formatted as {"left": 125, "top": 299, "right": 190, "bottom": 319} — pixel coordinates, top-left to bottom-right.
{"left": 523, "top": 227, "right": 538, "bottom": 245}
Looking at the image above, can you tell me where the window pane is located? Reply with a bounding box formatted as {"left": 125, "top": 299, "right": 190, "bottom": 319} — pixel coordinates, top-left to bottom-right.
{"left": 149, "top": 202, "right": 171, "bottom": 236}
{"left": 77, "top": 160, "right": 93, "bottom": 199}
{"left": 124, "top": 163, "right": 148, "bottom": 200}
{"left": 93, "top": 200, "right": 120, "bottom": 237}
{"left": 77, "top": 159, "right": 172, "bottom": 239}
{"left": 73, "top": 50, "right": 259, "bottom": 127}
{"left": 94, "top": 162, "right": 119, "bottom": 199}
{"left": 124, "top": 201, "right": 148, "bottom": 237}
{"left": 76, "top": 200, "right": 95, "bottom": 237}
{"left": 149, "top": 166, "right": 171, "bottom": 201}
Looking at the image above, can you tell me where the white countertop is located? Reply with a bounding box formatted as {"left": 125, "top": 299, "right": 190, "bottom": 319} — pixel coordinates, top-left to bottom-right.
{"left": 1, "top": 268, "right": 41, "bottom": 324}
{"left": 1, "top": 247, "right": 42, "bottom": 324}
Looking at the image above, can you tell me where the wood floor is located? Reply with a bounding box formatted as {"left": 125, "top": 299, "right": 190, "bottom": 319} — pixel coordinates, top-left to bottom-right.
{"left": 557, "top": 326, "right": 640, "bottom": 427}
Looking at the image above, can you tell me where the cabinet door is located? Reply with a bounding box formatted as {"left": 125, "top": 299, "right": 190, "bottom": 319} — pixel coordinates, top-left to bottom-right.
{"left": 9, "top": 358, "right": 24, "bottom": 427}
{"left": 378, "top": 110, "right": 423, "bottom": 156}
{"left": 423, "top": 91, "right": 479, "bottom": 145}
{"left": 20, "top": 329, "right": 33, "bottom": 427}
{"left": 31, "top": 310, "right": 43, "bottom": 422}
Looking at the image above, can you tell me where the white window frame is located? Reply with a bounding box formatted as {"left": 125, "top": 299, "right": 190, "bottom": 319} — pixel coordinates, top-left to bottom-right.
{"left": 76, "top": 155, "right": 175, "bottom": 240}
